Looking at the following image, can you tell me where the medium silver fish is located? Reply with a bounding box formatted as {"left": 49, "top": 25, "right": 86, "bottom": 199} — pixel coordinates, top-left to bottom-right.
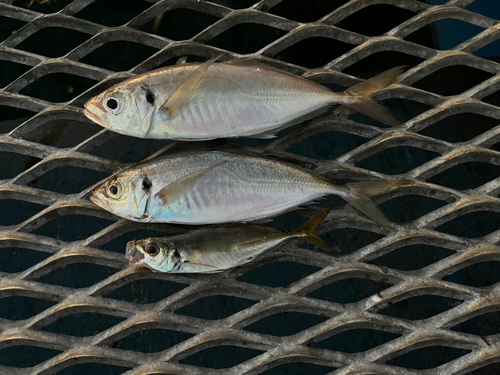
{"left": 83, "top": 58, "right": 405, "bottom": 140}
{"left": 126, "top": 208, "right": 333, "bottom": 273}
{"left": 90, "top": 151, "right": 400, "bottom": 227}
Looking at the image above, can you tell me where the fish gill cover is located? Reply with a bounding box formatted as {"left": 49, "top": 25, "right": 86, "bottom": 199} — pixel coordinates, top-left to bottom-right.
{"left": 0, "top": 0, "right": 500, "bottom": 374}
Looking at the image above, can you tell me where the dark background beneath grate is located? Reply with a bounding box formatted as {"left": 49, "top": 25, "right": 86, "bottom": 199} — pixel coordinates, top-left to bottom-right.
{"left": 1, "top": 0, "right": 500, "bottom": 373}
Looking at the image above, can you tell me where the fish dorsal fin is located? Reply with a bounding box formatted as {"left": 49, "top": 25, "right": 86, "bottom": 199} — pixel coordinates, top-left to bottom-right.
{"left": 161, "top": 54, "right": 222, "bottom": 120}
{"left": 155, "top": 161, "right": 228, "bottom": 205}
{"left": 223, "top": 57, "right": 301, "bottom": 78}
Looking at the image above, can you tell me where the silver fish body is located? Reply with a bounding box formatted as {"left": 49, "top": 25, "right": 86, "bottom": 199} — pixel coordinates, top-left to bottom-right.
{"left": 90, "top": 151, "right": 395, "bottom": 227}
{"left": 125, "top": 208, "right": 332, "bottom": 273}
{"left": 83, "top": 63, "right": 404, "bottom": 140}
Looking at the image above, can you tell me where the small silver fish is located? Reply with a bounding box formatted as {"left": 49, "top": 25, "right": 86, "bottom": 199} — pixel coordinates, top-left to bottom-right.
{"left": 83, "top": 58, "right": 405, "bottom": 140}
{"left": 126, "top": 208, "right": 333, "bottom": 273}
{"left": 90, "top": 151, "right": 400, "bottom": 227}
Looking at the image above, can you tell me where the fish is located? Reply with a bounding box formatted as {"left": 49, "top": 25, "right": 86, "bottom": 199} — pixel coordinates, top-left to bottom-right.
{"left": 90, "top": 150, "right": 401, "bottom": 227}
{"left": 83, "top": 58, "right": 405, "bottom": 140}
{"left": 125, "top": 208, "right": 333, "bottom": 273}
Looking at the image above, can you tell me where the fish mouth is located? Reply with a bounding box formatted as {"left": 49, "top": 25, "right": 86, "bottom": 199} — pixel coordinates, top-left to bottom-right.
{"left": 83, "top": 102, "right": 106, "bottom": 128}
{"left": 89, "top": 189, "right": 110, "bottom": 212}
{"left": 125, "top": 240, "right": 145, "bottom": 265}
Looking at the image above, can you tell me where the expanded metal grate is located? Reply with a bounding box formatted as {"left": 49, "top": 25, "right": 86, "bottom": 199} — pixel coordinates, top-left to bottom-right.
{"left": 1, "top": 0, "right": 500, "bottom": 373}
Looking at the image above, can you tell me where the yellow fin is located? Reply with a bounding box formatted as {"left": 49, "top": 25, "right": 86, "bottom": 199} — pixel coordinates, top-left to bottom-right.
{"left": 295, "top": 208, "right": 334, "bottom": 253}
{"left": 343, "top": 66, "right": 407, "bottom": 128}
{"left": 161, "top": 54, "right": 222, "bottom": 119}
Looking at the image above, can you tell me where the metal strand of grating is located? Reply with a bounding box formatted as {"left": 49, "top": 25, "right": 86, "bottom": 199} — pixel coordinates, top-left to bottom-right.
{"left": 1, "top": 0, "right": 500, "bottom": 374}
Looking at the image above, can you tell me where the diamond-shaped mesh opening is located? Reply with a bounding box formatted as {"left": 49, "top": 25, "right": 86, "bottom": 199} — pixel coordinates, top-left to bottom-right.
{"left": 378, "top": 295, "right": 464, "bottom": 320}
{"left": 444, "top": 261, "right": 500, "bottom": 287}
{"left": 315, "top": 328, "right": 401, "bottom": 353}
{"left": 269, "top": 0, "right": 347, "bottom": 23}
{"left": 79, "top": 41, "right": 160, "bottom": 72}
{"left": 369, "top": 244, "right": 456, "bottom": 271}
{"left": 336, "top": 5, "right": 417, "bottom": 36}
{"left": 419, "top": 113, "right": 499, "bottom": 143}
{"left": 42, "top": 312, "right": 126, "bottom": 337}
{"left": 0, "top": 345, "right": 63, "bottom": 368}
{"left": 0, "top": 296, "right": 57, "bottom": 320}
{"left": 0, "top": 199, "right": 47, "bottom": 226}
{"left": 179, "top": 345, "right": 264, "bottom": 369}
{"left": 386, "top": 345, "right": 471, "bottom": 370}
{"left": 412, "top": 65, "right": 495, "bottom": 96}
{"left": 451, "top": 310, "right": 500, "bottom": 336}
{"left": 309, "top": 278, "right": 393, "bottom": 304}
{"left": 2, "top": 0, "right": 500, "bottom": 373}
{"left": 0, "top": 60, "right": 31, "bottom": 87}
{"left": 142, "top": 9, "right": 221, "bottom": 41}
{"left": 175, "top": 294, "right": 258, "bottom": 320}
{"left": 74, "top": 0, "right": 151, "bottom": 26}
{"left": 244, "top": 311, "right": 328, "bottom": 336}
{"left": 15, "top": 27, "right": 92, "bottom": 58}
{"left": 0, "top": 247, "right": 51, "bottom": 272}
{"left": 112, "top": 328, "right": 195, "bottom": 353}
{"left": 19, "top": 73, "right": 99, "bottom": 103}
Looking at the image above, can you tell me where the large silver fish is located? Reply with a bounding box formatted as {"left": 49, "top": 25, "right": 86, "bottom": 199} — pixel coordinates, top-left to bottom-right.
{"left": 90, "top": 151, "right": 400, "bottom": 227}
{"left": 83, "top": 58, "right": 405, "bottom": 140}
{"left": 126, "top": 208, "right": 333, "bottom": 273}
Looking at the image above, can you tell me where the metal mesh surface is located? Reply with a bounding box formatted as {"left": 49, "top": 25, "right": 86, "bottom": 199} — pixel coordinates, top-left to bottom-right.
{"left": 1, "top": 0, "right": 500, "bottom": 373}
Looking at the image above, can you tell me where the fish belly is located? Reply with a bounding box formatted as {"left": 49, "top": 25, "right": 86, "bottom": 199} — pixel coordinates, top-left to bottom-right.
{"left": 148, "top": 65, "right": 335, "bottom": 139}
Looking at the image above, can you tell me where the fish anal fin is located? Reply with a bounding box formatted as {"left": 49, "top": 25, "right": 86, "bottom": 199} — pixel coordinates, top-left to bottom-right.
{"left": 246, "top": 129, "right": 278, "bottom": 139}
{"left": 161, "top": 54, "right": 223, "bottom": 120}
{"left": 154, "top": 161, "right": 228, "bottom": 205}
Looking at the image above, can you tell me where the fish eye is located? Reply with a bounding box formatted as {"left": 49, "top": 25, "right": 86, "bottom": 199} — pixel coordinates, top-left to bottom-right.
{"left": 106, "top": 180, "right": 122, "bottom": 199}
{"left": 106, "top": 98, "right": 118, "bottom": 110}
{"left": 145, "top": 242, "right": 160, "bottom": 256}
{"left": 103, "top": 93, "right": 124, "bottom": 114}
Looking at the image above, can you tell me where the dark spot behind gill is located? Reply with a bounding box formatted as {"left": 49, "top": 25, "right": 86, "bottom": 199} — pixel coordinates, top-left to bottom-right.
{"left": 142, "top": 85, "right": 155, "bottom": 105}
{"left": 142, "top": 176, "right": 152, "bottom": 191}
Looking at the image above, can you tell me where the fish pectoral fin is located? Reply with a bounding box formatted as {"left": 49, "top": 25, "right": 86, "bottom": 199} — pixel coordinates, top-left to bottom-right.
{"left": 161, "top": 54, "right": 223, "bottom": 120}
{"left": 185, "top": 260, "right": 220, "bottom": 269}
{"left": 154, "top": 161, "right": 229, "bottom": 205}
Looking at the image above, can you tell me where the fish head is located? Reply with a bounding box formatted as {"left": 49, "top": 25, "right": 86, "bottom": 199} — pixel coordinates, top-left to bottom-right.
{"left": 83, "top": 82, "right": 156, "bottom": 138}
{"left": 90, "top": 172, "right": 152, "bottom": 221}
{"left": 126, "top": 238, "right": 181, "bottom": 273}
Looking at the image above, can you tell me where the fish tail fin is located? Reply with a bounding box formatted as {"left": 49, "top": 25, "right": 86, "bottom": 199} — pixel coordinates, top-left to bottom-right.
{"left": 340, "top": 179, "right": 406, "bottom": 228}
{"left": 341, "top": 66, "right": 407, "bottom": 128}
{"left": 294, "top": 208, "right": 334, "bottom": 253}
